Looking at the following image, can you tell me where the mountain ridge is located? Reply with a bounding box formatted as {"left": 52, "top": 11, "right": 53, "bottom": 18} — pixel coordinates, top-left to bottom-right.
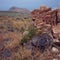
{"left": 9, "top": 6, "right": 30, "bottom": 14}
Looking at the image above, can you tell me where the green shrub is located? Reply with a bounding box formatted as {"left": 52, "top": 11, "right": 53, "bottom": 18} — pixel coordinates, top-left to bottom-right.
{"left": 28, "top": 25, "right": 37, "bottom": 37}
{"left": 20, "top": 27, "right": 25, "bottom": 33}
{"left": 20, "top": 25, "right": 37, "bottom": 45}
{"left": 28, "top": 29, "right": 36, "bottom": 38}
{"left": 20, "top": 36, "right": 29, "bottom": 44}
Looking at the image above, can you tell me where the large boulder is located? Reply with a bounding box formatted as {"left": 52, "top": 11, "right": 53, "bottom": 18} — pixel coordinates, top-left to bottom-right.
{"left": 31, "top": 33, "right": 53, "bottom": 52}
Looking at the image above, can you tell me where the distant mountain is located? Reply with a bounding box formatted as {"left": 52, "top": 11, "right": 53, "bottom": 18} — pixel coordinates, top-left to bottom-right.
{"left": 0, "top": 7, "right": 30, "bottom": 18}
{"left": 9, "top": 7, "right": 30, "bottom": 14}
{"left": 8, "top": 7, "right": 31, "bottom": 18}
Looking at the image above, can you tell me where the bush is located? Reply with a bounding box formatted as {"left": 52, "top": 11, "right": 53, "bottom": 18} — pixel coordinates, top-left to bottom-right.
{"left": 20, "top": 25, "right": 37, "bottom": 45}
{"left": 20, "top": 36, "right": 29, "bottom": 45}
{"left": 28, "top": 25, "right": 37, "bottom": 38}
{"left": 20, "top": 27, "right": 25, "bottom": 33}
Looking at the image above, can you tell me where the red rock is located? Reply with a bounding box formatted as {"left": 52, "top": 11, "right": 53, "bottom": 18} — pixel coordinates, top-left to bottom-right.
{"left": 31, "top": 6, "right": 60, "bottom": 27}
{"left": 57, "top": 8, "right": 60, "bottom": 23}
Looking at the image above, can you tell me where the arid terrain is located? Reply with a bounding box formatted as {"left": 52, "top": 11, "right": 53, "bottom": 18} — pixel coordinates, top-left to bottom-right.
{"left": 0, "top": 6, "right": 60, "bottom": 60}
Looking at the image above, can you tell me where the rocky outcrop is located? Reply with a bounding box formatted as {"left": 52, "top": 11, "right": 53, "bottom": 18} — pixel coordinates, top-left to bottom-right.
{"left": 57, "top": 8, "right": 60, "bottom": 23}
{"left": 31, "top": 6, "right": 60, "bottom": 27}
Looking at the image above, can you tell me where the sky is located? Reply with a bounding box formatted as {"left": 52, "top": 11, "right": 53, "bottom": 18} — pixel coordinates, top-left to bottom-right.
{"left": 0, "top": 0, "right": 60, "bottom": 11}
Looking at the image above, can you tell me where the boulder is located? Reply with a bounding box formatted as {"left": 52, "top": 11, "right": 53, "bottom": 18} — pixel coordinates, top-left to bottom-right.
{"left": 52, "top": 47, "right": 59, "bottom": 53}
{"left": 2, "top": 49, "right": 11, "bottom": 57}
{"left": 31, "top": 33, "right": 53, "bottom": 52}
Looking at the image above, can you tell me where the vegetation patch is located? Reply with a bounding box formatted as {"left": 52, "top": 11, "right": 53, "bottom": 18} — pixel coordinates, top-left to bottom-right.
{"left": 20, "top": 25, "right": 37, "bottom": 45}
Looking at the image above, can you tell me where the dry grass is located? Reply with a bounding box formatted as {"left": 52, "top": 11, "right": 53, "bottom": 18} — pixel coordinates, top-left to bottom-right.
{"left": 0, "top": 16, "right": 60, "bottom": 60}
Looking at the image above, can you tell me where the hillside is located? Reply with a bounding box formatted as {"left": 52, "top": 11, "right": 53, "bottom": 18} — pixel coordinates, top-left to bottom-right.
{"left": 9, "top": 7, "right": 30, "bottom": 14}
{"left": 9, "top": 7, "right": 30, "bottom": 17}
{"left": 0, "top": 7, "right": 30, "bottom": 18}
{"left": 0, "top": 16, "right": 32, "bottom": 60}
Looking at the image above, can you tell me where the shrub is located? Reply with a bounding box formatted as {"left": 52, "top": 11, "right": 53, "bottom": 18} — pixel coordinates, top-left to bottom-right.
{"left": 20, "top": 36, "right": 29, "bottom": 45}
{"left": 20, "top": 25, "right": 37, "bottom": 45}
{"left": 28, "top": 25, "right": 37, "bottom": 38}
{"left": 20, "top": 27, "right": 25, "bottom": 33}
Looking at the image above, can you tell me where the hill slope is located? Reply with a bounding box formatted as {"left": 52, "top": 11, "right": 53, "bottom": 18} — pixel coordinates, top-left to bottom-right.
{"left": 9, "top": 7, "right": 30, "bottom": 14}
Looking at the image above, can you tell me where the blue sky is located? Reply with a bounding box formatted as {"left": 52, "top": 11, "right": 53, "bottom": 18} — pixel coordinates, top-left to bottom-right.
{"left": 0, "top": 0, "right": 60, "bottom": 10}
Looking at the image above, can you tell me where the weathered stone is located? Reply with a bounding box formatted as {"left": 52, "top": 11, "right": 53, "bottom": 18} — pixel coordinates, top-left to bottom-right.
{"left": 23, "top": 31, "right": 29, "bottom": 36}
{"left": 31, "top": 6, "right": 60, "bottom": 27}
{"left": 52, "top": 47, "right": 59, "bottom": 53}
{"left": 31, "top": 33, "right": 53, "bottom": 52}
{"left": 2, "top": 49, "right": 11, "bottom": 57}
{"left": 53, "top": 58, "right": 58, "bottom": 60}
{"left": 57, "top": 8, "right": 60, "bottom": 23}
{"left": 52, "top": 25, "right": 60, "bottom": 40}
